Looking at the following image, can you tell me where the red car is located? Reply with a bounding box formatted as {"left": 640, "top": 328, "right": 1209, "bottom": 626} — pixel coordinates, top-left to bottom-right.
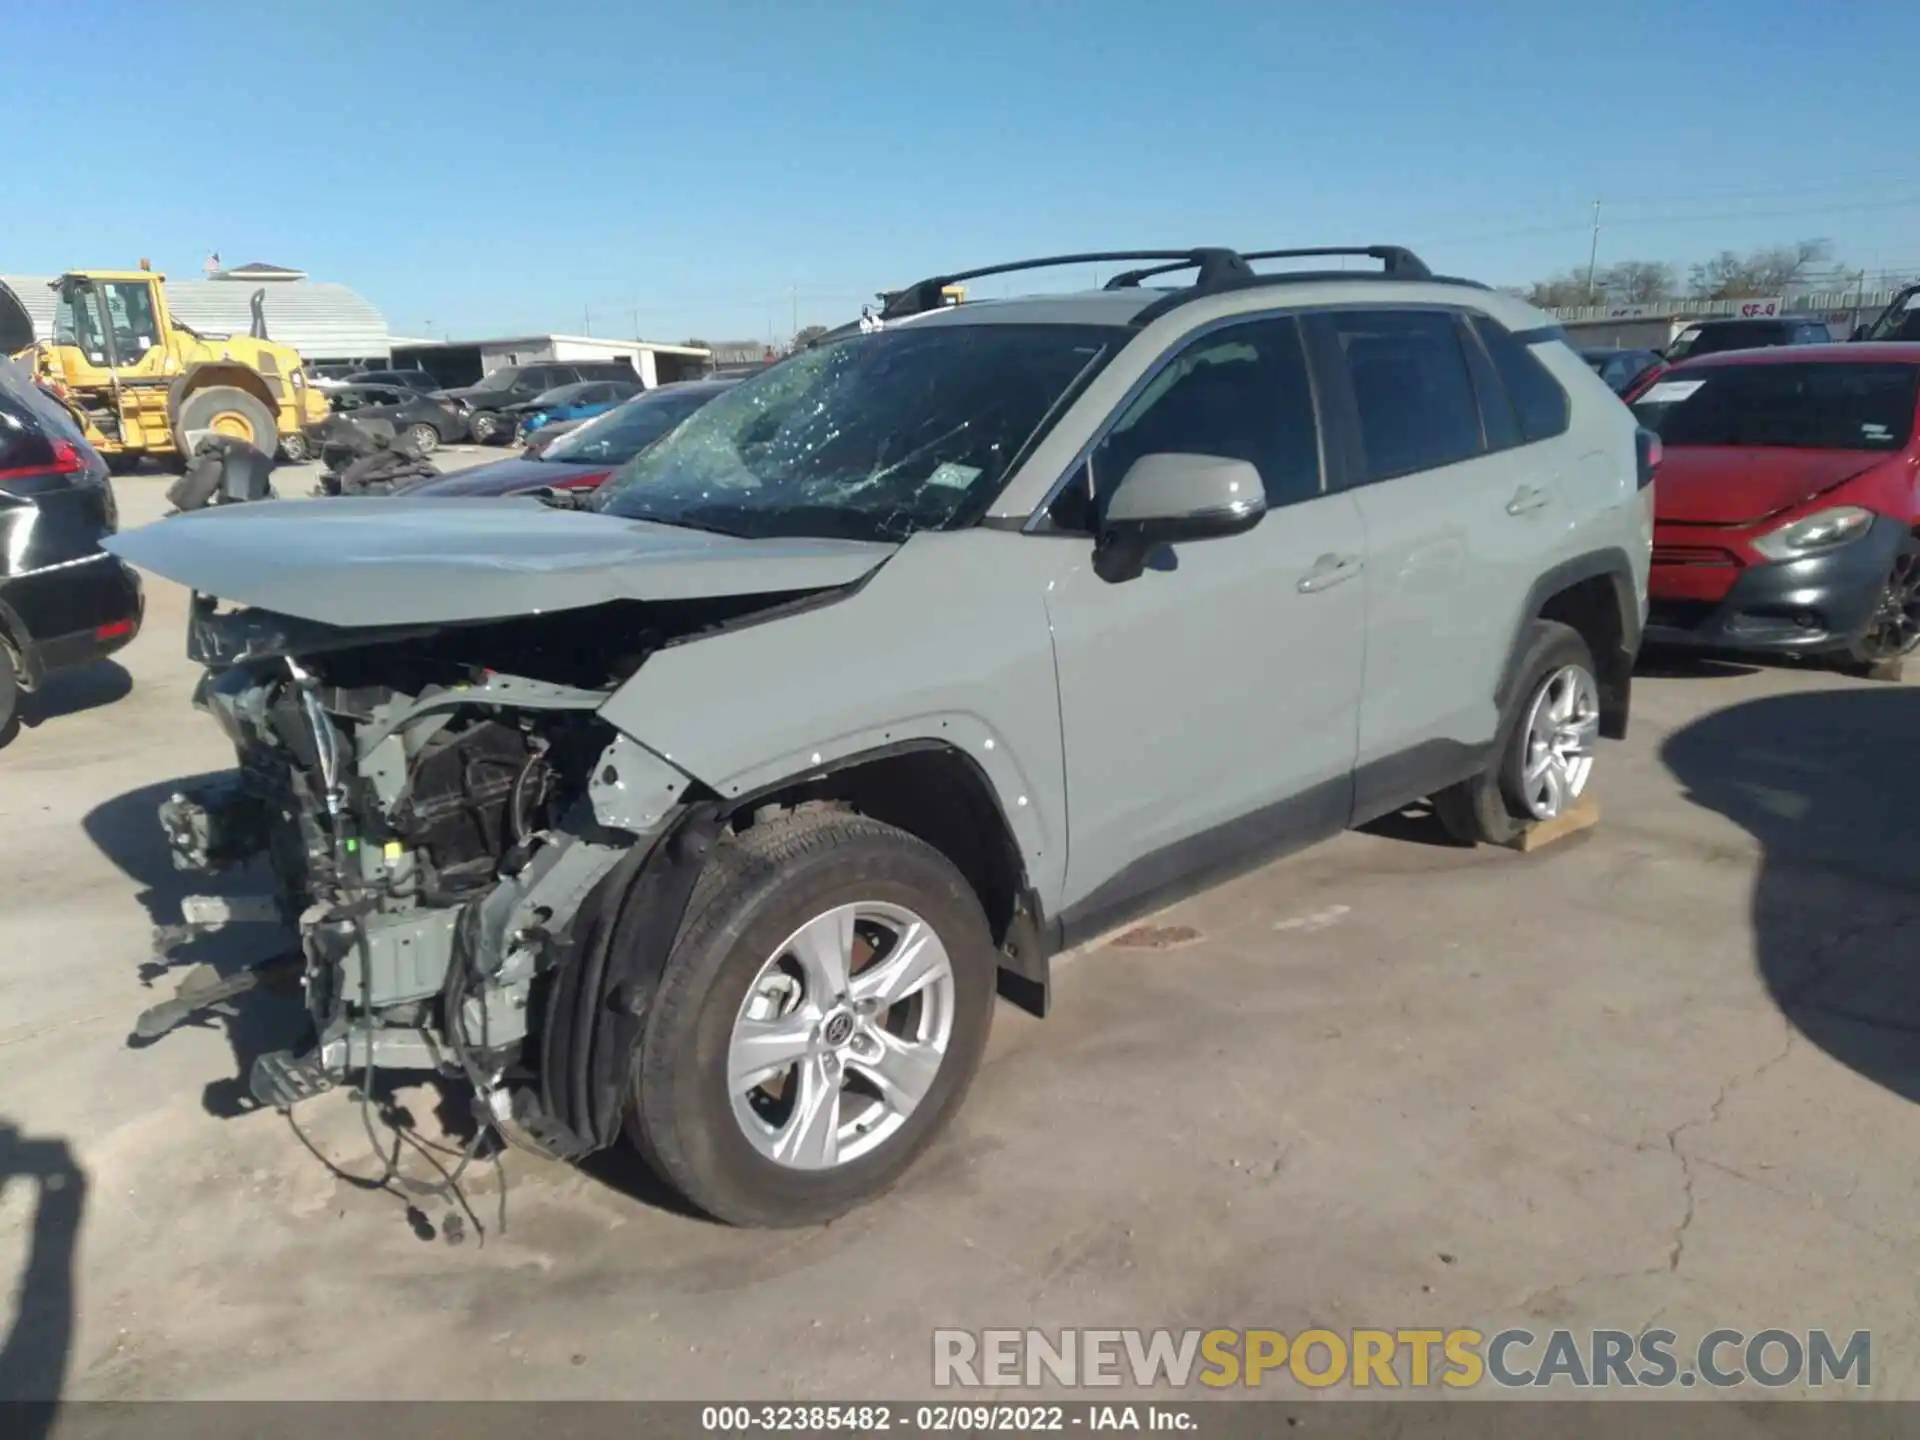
{"left": 1631, "top": 343, "right": 1920, "bottom": 672}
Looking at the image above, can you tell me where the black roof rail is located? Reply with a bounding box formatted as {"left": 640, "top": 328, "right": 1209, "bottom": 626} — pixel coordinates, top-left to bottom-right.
{"left": 871, "top": 244, "right": 1465, "bottom": 331}
{"left": 1239, "top": 246, "right": 1433, "bottom": 280}
{"left": 880, "top": 251, "right": 1192, "bottom": 320}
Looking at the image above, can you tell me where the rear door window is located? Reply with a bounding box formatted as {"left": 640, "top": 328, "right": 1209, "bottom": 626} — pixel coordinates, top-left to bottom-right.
{"left": 1328, "top": 309, "right": 1484, "bottom": 482}
{"left": 1458, "top": 318, "right": 1522, "bottom": 449}
{"left": 1470, "top": 316, "right": 1571, "bottom": 442}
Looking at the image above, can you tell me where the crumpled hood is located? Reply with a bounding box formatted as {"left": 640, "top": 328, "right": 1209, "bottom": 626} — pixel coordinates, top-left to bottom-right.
{"left": 103, "top": 497, "right": 898, "bottom": 628}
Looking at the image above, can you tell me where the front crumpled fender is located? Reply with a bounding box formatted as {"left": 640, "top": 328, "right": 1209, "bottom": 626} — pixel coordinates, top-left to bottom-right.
{"left": 598, "top": 527, "right": 1072, "bottom": 908}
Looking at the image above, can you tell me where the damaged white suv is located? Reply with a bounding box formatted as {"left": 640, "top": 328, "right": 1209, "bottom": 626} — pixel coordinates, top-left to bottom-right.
{"left": 110, "top": 246, "right": 1652, "bottom": 1227}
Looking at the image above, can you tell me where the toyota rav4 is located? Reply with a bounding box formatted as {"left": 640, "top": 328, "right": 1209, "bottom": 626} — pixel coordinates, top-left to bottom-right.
{"left": 107, "top": 245, "right": 1653, "bottom": 1227}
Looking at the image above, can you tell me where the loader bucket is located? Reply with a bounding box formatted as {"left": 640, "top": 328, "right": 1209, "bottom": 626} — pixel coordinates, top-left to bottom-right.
{"left": 0, "top": 278, "right": 35, "bottom": 354}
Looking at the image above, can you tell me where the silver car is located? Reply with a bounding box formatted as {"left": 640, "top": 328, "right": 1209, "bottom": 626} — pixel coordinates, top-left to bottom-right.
{"left": 109, "top": 245, "right": 1654, "bottom": 1227}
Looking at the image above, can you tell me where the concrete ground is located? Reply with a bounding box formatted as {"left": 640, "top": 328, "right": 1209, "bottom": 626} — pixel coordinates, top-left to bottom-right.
{"left": 2, "top": 459, "right": 1917, "bottom": 1404}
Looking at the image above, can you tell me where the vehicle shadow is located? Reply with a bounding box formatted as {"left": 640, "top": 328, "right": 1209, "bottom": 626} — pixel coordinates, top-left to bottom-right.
{"left": 1661, "top": 683, "right": 1920, "bottom": 1104}
{"left": 0, "top": 1120, "right": 86, "bottom": 1434}
{"left": 21, "top": 661, "right": 132, "bottom": 729}
{"left": 1634, "top": 646, "right": 1764, "bottom": 680}
{"left": 80, "top": 774, "right": 309, "bottom": 1121}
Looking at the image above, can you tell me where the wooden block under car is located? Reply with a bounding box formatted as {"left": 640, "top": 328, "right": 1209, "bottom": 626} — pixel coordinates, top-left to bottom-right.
{"left": 1499, "top": 794, "right": 1600, "bottom": 852}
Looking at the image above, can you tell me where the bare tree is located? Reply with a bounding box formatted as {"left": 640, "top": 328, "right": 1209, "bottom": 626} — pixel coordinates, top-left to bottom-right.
{"left": 1599, "top": 260, "right": 1675, "bottom": 304}
{"left": 790, "top": 324, "right": 829, "bottom": 351}
{"left": 1687, "top": 239, "right": 1834, "bottom": 298}
{"left": 1525, "top": 271, "right": 1595, "bottom": 309}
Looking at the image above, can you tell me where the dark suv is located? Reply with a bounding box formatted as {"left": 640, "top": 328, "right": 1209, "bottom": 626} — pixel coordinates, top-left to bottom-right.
{"left": 0, "top": 357, "right": 143, "bottom": 744}
{"left": 440, "top": 360, "right": 642, "bottom": 443}
{"left": 1665, "top": 316, "right": 1831, "bottom": 362}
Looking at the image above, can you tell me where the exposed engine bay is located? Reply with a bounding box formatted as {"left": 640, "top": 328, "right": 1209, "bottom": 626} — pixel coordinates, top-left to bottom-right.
{"left": 157, "top": 589, "right": 809, "bottom": 1159}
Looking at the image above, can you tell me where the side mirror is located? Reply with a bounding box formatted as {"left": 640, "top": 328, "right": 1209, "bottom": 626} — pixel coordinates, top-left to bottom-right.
{"left": 1851, "top": 324, "right": 1870, "bottom": 342}
{"left": 1093, "top": 453, "right": 1266, "bottom": 584}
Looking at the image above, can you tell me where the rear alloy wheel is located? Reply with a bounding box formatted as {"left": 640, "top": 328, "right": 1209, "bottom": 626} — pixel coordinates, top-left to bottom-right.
{"left": 1434, "top": 620, "right": 1600, "bottom": 846}
{"left": 1845, "top": 540, "right": 1920, "bottom": 680}
{"left": 628, "top": 810, "right": 996, "bottom": 1227}
{"left": 278, "top": 430, "right": 312, "bottom": 463}
{"left": 405, "top": 422, "right": 440, "bottom": 455}
{"left": 467, "top": 410, "right": 501, "bottom": 444}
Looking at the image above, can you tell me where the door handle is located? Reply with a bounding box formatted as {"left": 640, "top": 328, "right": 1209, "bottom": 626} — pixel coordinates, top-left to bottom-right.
{"left": 1297, "top": 553, "right": 1364, "bottom": 594}
{"left": 1506, "top": 484, "right": 1551, "bottom": 516}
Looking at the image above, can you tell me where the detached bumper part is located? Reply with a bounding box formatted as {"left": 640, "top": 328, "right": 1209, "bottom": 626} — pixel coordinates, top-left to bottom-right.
{"left": 1646, "top": 515, "right": 1906, "bottom": 654}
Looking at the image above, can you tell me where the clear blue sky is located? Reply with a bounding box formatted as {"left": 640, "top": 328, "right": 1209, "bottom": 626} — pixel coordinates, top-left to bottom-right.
{"left": 6, "top": 0, "right": 1917, "bottom": 343}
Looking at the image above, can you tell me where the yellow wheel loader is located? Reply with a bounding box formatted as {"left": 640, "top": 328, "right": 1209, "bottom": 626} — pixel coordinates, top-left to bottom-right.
{"left": 12, "top": 263, "right": 328, "bottom": 471}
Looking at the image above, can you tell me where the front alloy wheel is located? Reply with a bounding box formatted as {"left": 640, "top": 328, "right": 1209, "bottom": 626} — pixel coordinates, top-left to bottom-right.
{"left": 729, "top": 901, "right": 957, "bottom": 1170}
{"left": 629, "top": 810, "right": 996, "bottom": 1227}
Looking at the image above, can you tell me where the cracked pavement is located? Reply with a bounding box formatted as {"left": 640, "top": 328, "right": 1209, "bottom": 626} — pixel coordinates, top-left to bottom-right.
{"left": 2, "top": 470, "right": 1918, "bottom": 1402}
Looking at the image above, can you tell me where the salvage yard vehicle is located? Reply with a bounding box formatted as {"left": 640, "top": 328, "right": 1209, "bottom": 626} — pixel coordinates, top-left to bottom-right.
{"left": 0, "top": 357, "right": 142, "bottom": 745}
{"left": 1854, "top": 284, "right": 1920, "bottom": 343}
{"left": 440, "top": 360, "right": 642, "bottom": 444}
{"left": 1581, "top": 346, "right": 1664, "bottom": 396}
{"left": 1633, "top": 343, "right": 1920, "bottom": 673}
{"left": 1664, "top": 315, "right": 1831, "bottom": 363}
{"left": 343, "top": 368, "right": 444, "bottom": 393}
{"left": 507, "top": 379, "right": 642, "bottom": 439}
{"left": 107, "top": 244, "right": 1650, "bottom": 1227}
{"left": 18, "top": 264, "right": 329, "bottom": 468}
{"left": 320, "top": 383, "right": 469, "bottom": 454}
{"left": 402, "top": 378, "right": 739, "bottom": 497}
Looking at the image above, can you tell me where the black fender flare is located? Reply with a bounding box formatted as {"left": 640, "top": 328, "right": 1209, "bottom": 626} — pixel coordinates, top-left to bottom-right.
{"left": 720, "top": 736, "right": 1054, "bottom": 1008}
{"left": 1495, "top": 547, "right": 1642, "bottom": 741}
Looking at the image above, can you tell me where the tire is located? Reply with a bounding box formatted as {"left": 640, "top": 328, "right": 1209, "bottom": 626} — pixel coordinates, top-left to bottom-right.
{"left": 467, "top": 410, "right": 502, "bottom": 444}
{"left": 105, "top": 452, "right": 142, "bottom": 476}
{"left": 405, "top": 422, "right": 440, "bottom": 455}
{"left": 629, "top": 809, "right": 997, "bottom": 1228}
{"left": 1841, "top": 536, "right": 1920, "bottom": 681}
{"left": 177, "top": 385, "right": 277, "bottom": 453}
{"left": 1433, "top": 620, "right": 1600, "bottom": 847}
{"left": 278, "top": 430, "right": 313, "bottom": 464}
{"left": 0, "top": 640, "right": 20, "bottom": 749}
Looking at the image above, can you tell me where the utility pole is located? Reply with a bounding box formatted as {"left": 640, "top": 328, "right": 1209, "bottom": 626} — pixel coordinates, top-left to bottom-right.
{"left": 582, "top": 304, "right": 591, "bottom": 336}
{"left": 790, "top": 283, "right": 799, "bottom": 340}
{"left": 1585, "top": 200, "right": 1602, "bottom": 301}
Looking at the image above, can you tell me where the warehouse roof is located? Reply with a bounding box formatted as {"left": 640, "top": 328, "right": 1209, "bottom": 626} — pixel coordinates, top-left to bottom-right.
{"left": 0, "top": 274, "right": 390, "bottom": 363}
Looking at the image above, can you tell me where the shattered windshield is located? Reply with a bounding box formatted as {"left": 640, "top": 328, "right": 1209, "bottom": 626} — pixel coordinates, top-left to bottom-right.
{"left": 471, "top": 368, "right": 518, "bottom": 392}
{"left": 594, "top": 323, "right": 1123, "bottom": 540}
